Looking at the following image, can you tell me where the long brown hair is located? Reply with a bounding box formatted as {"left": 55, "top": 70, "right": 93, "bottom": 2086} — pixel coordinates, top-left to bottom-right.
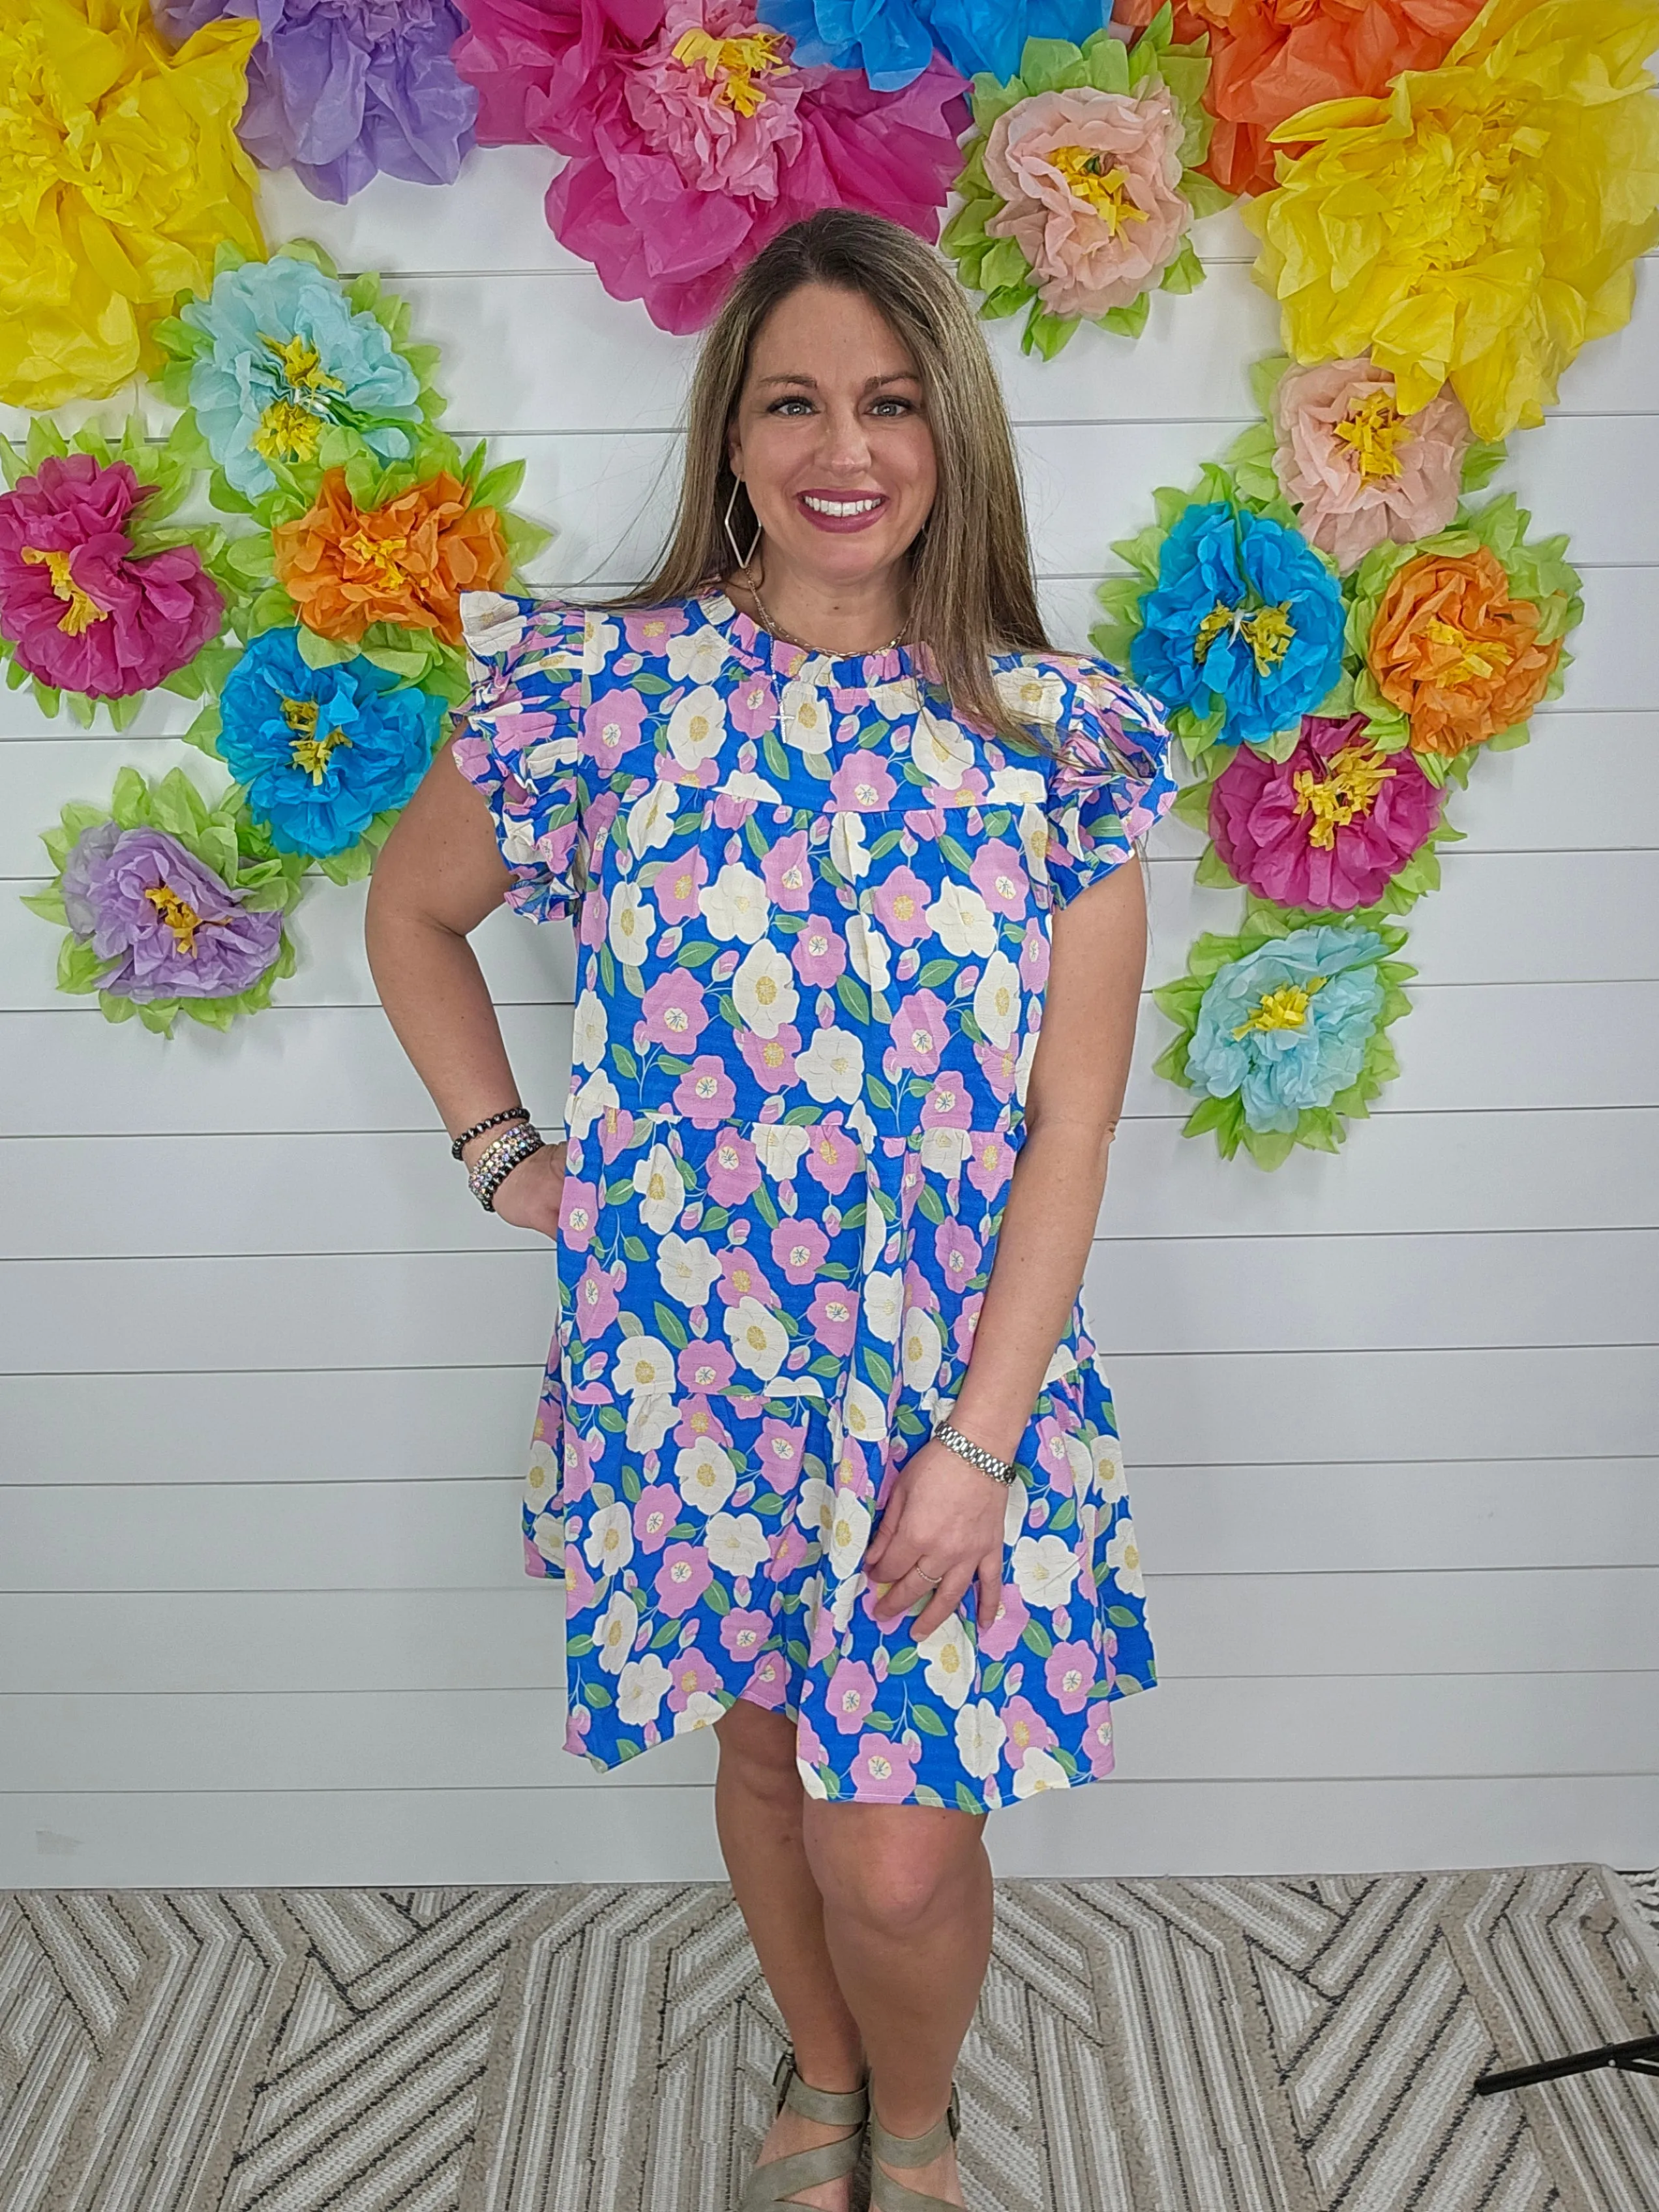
{"left": 614, "top": 209, "right": 1053, "bottom": 749}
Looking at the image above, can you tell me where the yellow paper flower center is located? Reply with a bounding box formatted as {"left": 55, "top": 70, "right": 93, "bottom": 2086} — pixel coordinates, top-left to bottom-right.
{"left": 20, "top": 545, "right": 108, "bottom": 634}
{"left": 1234, "top": 976, "right": 1326, "bottom": 1038}
{"left": 1193, "top": 599, "right": 1295, "bottom": 676}
{"left": 280, "top": 695, "right": 353, "bottom": 785}
{"left": 1049, "top": 147, "right": 1150, "bottom": 236}
{"left": 1291, "top": 741, "right": 1397, "bottom": 849}
{"left": 1422, "top": 615, "right": 1513, "bottom": 685}
{"left": 251, "top": 398, "right": 326, "bottom": 466}
{"left": 672, "top": 27, "right": 789, "bottom": 117}
{"left": 339, "top": 526, "right": 410, "bottom": 593}
{"left": 144, "top": 884, "right": 209, "bottom": 955}
{"left": 1332, "top": 391, "right": 1409, "bottom": 483}
{"left": 261, "top": 331, "right": 346, "bottom": 400}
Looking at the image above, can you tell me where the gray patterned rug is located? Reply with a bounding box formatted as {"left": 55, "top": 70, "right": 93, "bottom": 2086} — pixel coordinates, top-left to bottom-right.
{"left": 5, "top": 1869, "right": 1659, "bottom": 2212}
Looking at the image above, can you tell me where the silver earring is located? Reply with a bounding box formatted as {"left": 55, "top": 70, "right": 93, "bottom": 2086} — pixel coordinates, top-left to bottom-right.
{"left": 723, "top": 478, "right": 762, "bottom": 572}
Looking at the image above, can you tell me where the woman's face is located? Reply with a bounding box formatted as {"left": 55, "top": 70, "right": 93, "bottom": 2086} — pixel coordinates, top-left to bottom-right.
{"left": 726, "top": 282, "right": 938, "bottom": 595}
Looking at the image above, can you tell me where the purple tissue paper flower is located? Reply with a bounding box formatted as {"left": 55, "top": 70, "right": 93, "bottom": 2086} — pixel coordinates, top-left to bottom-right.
{"left": 153, "top": 0, "right": 479, "bottom": 202}
{"left": 61, "top": 822, "right": 285, "bottom": 1002}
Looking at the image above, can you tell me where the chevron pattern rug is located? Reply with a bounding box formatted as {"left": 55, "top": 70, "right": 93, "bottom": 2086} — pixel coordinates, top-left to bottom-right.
{"left": 5, "top": 1868, "right": 1658, "bottom": 2212}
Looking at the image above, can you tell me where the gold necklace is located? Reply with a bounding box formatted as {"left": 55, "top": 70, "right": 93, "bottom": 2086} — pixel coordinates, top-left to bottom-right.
{"left": 745, "top": 576, "right": 905, "bottom": 659}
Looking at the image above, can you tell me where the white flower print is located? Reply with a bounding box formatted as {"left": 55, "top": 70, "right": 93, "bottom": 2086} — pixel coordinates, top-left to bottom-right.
{"left": 732, "top": 941, "right": 799, "bottom": 1037}
{"left": 796, "top": 1024, "right": 865, "bottom": 1105}
{"left": 1091, "top": 1429, "right": 1128, "bottom": 1508}
{"left": 751, "top": 1122, "right": 815, "bottom": 1180}
{"left": 583, "top": 1500, "right": 635, "bottom": 1579}
{"left": 656, "top": 1233, "right": 723, "bottom": 1308}
{"left": 1017, "top": 800, "right": 1050, "bottom": 882}
{"left": 1015, "top": 1030, "right": 1039, "bottom": 1107}
{"left": 706, "top": 1511, "right": 771, "bottom": 1578}
{"left": 1105, "top": 1516, "right": 1144, "bottom": 1598}
{"left": 1003, "top": 1476, "right": 1029, "bottom": 1547}
{"left": 994, "top": 665, "right": 1066, "bottom": 728}
{"left": 831, "top": 1567, "right": 865, "bottom": 1631}
{"left": 676, "top": 1435, "right": 738, "bottom": 1515}
{"left": 724, "top": 1293, "right": 788, "bottom": 1382}
{"left": 665, "top": 624, "right": 731, "bottom": 685}
{"left": 674, "top": 1690, "right": 725, "bottom": 1734}
{"left": 842, "top": 1378, "right": 889, "bottom": 1450}
{"left": 780, "top": 678, "right": 831, "bottom": 753}
{"left": 828, "top": 809, "right": 869, "bottom": 881}
{"left": 845, "top": 912, "right": 892, "bottom": 993}
{"left": 573, "top": 989, "right": 608, "bottom": 1071}
{"left": 861, "top": 1270, "right": 903, "bottom": 1343}
{"left": 869, "top": 674, "right": 919, "bottom": 719}
{"left": 918, "top": 1125, "right": 972, "bottom": 1176}
{"left": 972, "top": 950, "right": 1021, "bottom": 1051}
{"left": 632, "top": 1144, "right": 685, "bottom": 1236}
{"left": 1011, "top": 1746, "right": 1071, "bottom": 1798}
{"left": 828, "top": 1489, "right": 871, "bottom": 1578}
{"left": 616, "top": 1652, "right": 672, "bottom": 1727}
{"left": 698, "top": 861, "right": 770, "bottom": 944}
{"left": 594, "top": 1588, "right": 640, "bottom": 1675}
{"left": 666, "top": 684, "right": 728, "bottom": 770}
{"left": 901, "top": 1306, "right": 943, "bottom": 1394}
{"left": 927, "top": 878, "right": 997, "bottom": 957}
{"left": 797, "top": 1752, "right": 830, "bottom": 1799}
{"left": 612, "top": 1333, "right": 677, "bottom": 1398}
{"left": 1012, "top": 1532, "right": 1081, "bottom": 1612}
{"left": 955, "top": 1699, "right": 1007, "bottom": 1779}
{"left": 581, "top": 616, "right": 621, "bottom": 673}
{"left": 910, "top": 706, "right": 976, "bottom": 788}
{"left": 625, "top": 1393, "right": 676, "bottom": 1452}
{"left": 626, "top": 778, "right": 679, "bottom": 856}
{"left": 916, "top": 1612, "right": 976, "bottom": 1709}
{"left": 721, "top": 770, "right": 782, "bottom": 801}
{"left": 530, "top": 1508, "right": 564, "bottom": 1572}
{"left": 796, "top": 1475, "right": 833, "bottom": 1544}
{"left": 989, "top": 766, "right": 1047, "bottom": 807}
{"left": 608, "top": 882, "right": 656, "bottom": 968}
{"left": 524, "top": 735, "right": 577, "bottom": 783}
{"left": 568, "top": 1068, "right": 620, "bottom": 1140}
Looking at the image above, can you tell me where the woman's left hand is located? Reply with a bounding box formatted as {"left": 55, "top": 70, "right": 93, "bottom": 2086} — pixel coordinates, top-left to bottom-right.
{"left": 863, "top": 1437, "right": 1009, "bottom": 1644}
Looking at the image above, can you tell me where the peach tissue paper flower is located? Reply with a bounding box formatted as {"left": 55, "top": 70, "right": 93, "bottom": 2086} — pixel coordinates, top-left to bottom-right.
{"left": 1272, "top": 356, "right": 1473, "bottom": 573}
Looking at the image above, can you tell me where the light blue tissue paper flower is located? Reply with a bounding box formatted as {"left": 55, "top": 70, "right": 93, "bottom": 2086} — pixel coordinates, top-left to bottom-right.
{"left": 1186, "top": 925, "right": 1388, "bottom": 1133}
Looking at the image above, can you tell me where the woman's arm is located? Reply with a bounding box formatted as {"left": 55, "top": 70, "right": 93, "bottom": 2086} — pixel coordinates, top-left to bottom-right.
{"left": 864, "top": 854, "right": 1149, "bottom": 1639}
{"left": 364, "top": 741, "right": 566, "bottom": 1238}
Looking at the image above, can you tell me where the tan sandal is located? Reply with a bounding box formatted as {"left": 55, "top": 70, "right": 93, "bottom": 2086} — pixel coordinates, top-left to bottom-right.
{"left": 738, "top": 2049, "right": 869, "bottom": 2211}
{"left": 868, "top": 2083, "right": 961, "bottom": 2212}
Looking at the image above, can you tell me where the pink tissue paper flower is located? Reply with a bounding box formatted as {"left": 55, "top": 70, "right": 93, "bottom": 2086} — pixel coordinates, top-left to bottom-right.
{"left": 1272, "top": 356, "right": 1474, "bottom": 574}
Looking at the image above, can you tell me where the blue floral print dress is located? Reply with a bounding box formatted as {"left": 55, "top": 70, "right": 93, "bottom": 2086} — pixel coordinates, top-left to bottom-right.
{"left": 453, "top": 586, "right": 1177, "bottom": 1812}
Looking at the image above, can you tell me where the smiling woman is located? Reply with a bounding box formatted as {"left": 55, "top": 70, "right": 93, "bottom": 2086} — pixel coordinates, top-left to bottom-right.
{"left": 364, "top": 208, "right": 1176, "bottom": 2212}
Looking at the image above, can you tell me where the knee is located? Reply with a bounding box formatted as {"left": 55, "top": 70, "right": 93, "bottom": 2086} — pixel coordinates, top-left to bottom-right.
{"left": 806, "top": 1806, "right": 984, "bottom": 1942}
{"left": 715, "top": 1699, "right": 803, "bottom": 1818}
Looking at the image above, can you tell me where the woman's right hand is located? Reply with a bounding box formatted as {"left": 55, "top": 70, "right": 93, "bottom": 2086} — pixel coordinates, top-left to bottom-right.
{"left": 478, "top": 1138, "right": 567, "bottom": 1240}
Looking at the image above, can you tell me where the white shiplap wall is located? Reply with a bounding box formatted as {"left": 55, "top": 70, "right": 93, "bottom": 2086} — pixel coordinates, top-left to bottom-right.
{"left": 2, "top": 147, "right": 1656, "bottom": 1886}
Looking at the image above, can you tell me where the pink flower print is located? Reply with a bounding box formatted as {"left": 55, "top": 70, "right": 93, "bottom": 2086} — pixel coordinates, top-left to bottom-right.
{"left": 638, "top": 970, "right": 710, "bottom": 1051}
{"left": 633, "top": 1482, "right": 682, "bottom": 1553}
{"left": 796, "top": 1714, "right": 830, "bottom": 1773}
{"left": 741, "top": 1645, "right": 790, "bottom": 1709}
{"left": 974, "top": 1038, "right": 1019, "bottom": 1101}
{"left": 596, "top": 1106, "right": 636, "bottom": 1165}
{"left": 717, "top": 1244, "right": 776, "bottom": 1308}
{"left": 770, "top": 1519, "right": 811, "bottom": 1578}
{"left": 889, "top": 989, "right": 950, "bottom": 1077}
{"left": 573, "top": 1257, "right": 621, "bottom": 1341}
{"left": 621, "top": 608, "right": 689, "bottom": 655}
{"left": 677, "top": 1339, "right": 736, "bottom": 1392}
{"left": 559, "top": 1178, "right": 601, "bottom": 1253}
{"left": 706, "top": 1127, "right": 762, "bottom": 1207}
{"left": 849, "top": 1732, "right": 920, "bottom": 1802}
{"left": 655, "top": 1542, "right": 713, "bottom": 1617}
{"left": 771, "top": 1217, "right": 830, "bottom": 1283}
{"left": 1019, "top": 921, "right": 1049, "bottom": 991}
{"left": 1002, "top": 1695, "right": 1058, "bottom": 1767}
{"left": 970, "top": 840, "right": 1028, "bottom": 918}
{"left": 803, "top": 1113, "right": 859, "bottom": 1197}
{"left": 757, "top": 1416, "right": 805, "bottom": 1492}
{"left": 563, "top": 1539, "right": 599, "bottom": 1612}
{"left": 873, "top": 865, "right": 931, "bottom": 946}
{"left": 830, "top": 752, "right": 897, "bottom": 810}
{"left": 807, "top": 1280, "right": 859, "bottom": 1357}
{"left": 951, "top": 1292, "right": 984, "bottom": 1364}
{"left": 720, "top": 1607, "right": 772, "bottom": 1662}
{"left": 667, "top": 1646, "right": 722, "bottom": 1709}
{"left": 1045, "top": 1641, "right": 1098, "bottom": 1714}
{"left": 762, "top": 830, "right": 812, "bottom": 912}
{"left": 674, "top": 1393, "right": 734, "bottom": 1448}
{"left": 966, "top": 1133, "right": 1015, "bottom": 1201}
{"left": 579, "top": 886, "right": 608, "bottom": 949}
{"left": 739, "top": 1022, "right": 800, "bottom": 1092}
{"left": 919, "top": 1072, "right": 972, "bottom": 1129}
{"left": 1083, "top": 1701, "right": 1116, "bottom": 1778}
{"left": 826, "top": 1658, "right": 880, "bottom": 1735}
{"left": 654, "top": 848, "right": 709, "bottom": 925}
{"left": 977, "top": 1577, "right": 1028, "bottom": 1660}
{"left": 673, "top": 1055, "right": 737, "bottom": 1129}
{"left": 585, "top": 686, "right": 648, "bottom": 774}
{"left": 904, "top": 805, "right": 948, "bottom": 841}
{"left": 790, "top": 918, "right": 846, "bottom": 987}
{"left": 807, "top": 1590, "right": 841, "bottom": 1665}
{"left": 729, "top": 674, "right": 775, "bottom": 738}
{"left": 934, "top": 1220, "right": 981, "bottom": 1294}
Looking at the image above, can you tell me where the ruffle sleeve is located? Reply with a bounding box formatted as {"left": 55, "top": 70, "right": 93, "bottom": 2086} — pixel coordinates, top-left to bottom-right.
{"left": 1041, "top": 658, "right": 1177, "bottom": 908}
{"left": 452, "top": 590, "right": 589, "bottom": 923}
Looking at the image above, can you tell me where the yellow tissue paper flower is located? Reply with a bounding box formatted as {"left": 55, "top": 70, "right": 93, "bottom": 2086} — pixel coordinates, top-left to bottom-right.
{"left": 0, "top": 0, "right": 263, "bottom": 410}
{"left": 1240, "top": 0, "right": 1659, "bottom": 440}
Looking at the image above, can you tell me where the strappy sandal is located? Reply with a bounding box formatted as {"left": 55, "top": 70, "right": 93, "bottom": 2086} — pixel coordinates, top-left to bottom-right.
{"left": 738, "top": 2048, "right": 870, "bottom": 2211}
{"left": 868, "top": 2083, "right": 962, "bottom": 2212}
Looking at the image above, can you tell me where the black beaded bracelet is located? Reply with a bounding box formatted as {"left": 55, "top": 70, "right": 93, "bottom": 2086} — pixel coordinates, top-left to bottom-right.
{"left": 450, "top": 1106, "right": 529, "bottom": 1160}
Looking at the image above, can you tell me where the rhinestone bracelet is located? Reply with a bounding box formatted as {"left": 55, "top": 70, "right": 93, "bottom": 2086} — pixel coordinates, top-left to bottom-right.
{"left": 932, "top": 1418, "right": 1017, "bottom": 1487}
{"left": 468, "top": 1124, "right": 545, "bottom": 1210}
{"left": 451, "top": 1105, "right": 529, "bottom": 1160}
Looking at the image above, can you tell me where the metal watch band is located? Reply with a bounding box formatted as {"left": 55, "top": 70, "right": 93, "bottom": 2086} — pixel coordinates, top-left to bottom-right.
{"left": 933, "top": 1418, "right": 1017, "bottom": 1487}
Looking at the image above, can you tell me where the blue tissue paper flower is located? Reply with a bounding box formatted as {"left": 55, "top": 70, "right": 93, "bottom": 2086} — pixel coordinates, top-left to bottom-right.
{"left": 217, "top": 628, "right": 445, "bottom": 856}
{"left": 183, "top": 255, "right": 424, "bottom": 500}
{"left": 1131, "top": 501, "right": 1348, "bottom": 749}
{"left": 760, "top": 0, "right": 1108, "bottom": 90}
{"left": 1186, "top": 925, "right": 1388, "bottom": 1133}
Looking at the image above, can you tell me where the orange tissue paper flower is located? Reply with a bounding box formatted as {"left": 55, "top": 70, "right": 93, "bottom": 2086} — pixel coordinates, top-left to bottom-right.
{"left": 273, "top": 469, "right": 511, "bottom": 647}
{"left": 1368, "top": 543, "right": 1559, "bottom": 758}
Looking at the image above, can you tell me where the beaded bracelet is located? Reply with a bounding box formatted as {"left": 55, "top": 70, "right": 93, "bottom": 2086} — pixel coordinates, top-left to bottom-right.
{"left": 451, "top": 1105, "right": 529, "bottom": 1160}
{"left": 468, "top": 1124, "right": 545, "bottom": 1210}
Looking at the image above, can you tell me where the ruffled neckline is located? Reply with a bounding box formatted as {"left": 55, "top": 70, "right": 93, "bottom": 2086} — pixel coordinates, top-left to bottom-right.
{"left": 698, "top": 588, "right": 921, "bottom": 691}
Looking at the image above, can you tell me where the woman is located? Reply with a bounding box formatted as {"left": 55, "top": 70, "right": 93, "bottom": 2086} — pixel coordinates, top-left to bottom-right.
{"left": 366, "top": 209, "right": 1175, "bottom": 2212}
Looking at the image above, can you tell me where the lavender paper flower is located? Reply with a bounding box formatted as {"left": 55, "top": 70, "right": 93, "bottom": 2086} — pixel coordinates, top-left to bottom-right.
{"left": 153, "top": 0, "right": 479, "bottom": 203}
{"left": 61, "top": 821, "right": 285, "bottom": 1002}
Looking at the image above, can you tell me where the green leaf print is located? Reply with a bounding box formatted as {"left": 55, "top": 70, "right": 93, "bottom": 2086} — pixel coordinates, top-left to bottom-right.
{"left": 861, "top": 1347, "right": 894, "bottom": 1392}
{"left": 622, "top": 1236, "right": 650, "bottom": 1261}
{"left": 676, "top": 940, "right": 719, "bottom": 966}
{"left": 917, "top": 959, "right": 955, "bottom": 988}
{"left": 886, "top": 1643, "right": 921, "bottom": 1674}
{"left": 938, "top": 834, "right": 974, "bottom": 873}
{"left": 654, "top": 1304, "right": 690, "bottom": 1348}
{"left": 1107, "top": 1606, "right": 1140, "bottom": 1628}
{"left": 651, "top": 1619, "right": 681, "bottom": 1649}
{"left": 910, "top": 1703, "right": 948, "bottom": 1737}
{"left": 762, "top": 729, "right": 789, "bottom": 779}
{"left": 914, "top": 1785, "right": 946, "bottom": 1808}
{"left": 1047, "top": 1496, "right": 1077, "bottom": 1531}
{"left": 786, "top": 1637, "right": 812, "bottom": 1667}
{"left": 866, "top": 1709, "right": 897, "bottom": 1733}
{"left": 917, "top": 1184, "right": 946, "bottom": 1227}
{"left": 957, "top": 1783, "right": 984, "bottom": 1814}
{"left": 1021, "top": 1618, "right": 1055, "bottom": 1658}
{"left": 582, "top": 1681, "right": 612, "bottom": 1707}
{"left": 979, "top": 1660, "right": 1005, "bottom": 1694}
{"left": 835, "top": 974, "right": 871, "bottom": 1024}
{"left": 597, "top": 1406, "right": 626, "bottom": 1433}
{"left": 621, "top": 1465, "right": 642, "bottom": 1501}
{"left": 565, "top": 1634, "right": 594, "bottom": 1656}
{"left": 704, "top": 1578, "right": 731, "bottom": 1614}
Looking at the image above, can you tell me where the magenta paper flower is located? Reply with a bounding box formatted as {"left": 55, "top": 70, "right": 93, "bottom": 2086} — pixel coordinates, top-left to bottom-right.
{"left": 453, "top": 0, "right": 969, "bottom": 333}
{"left": 1272, "top": 357, "right": 1475, "bottom": 575}
{"left": 60, "top": 821, "right": 284, "bottom": 1002}
{"left": 0, "top": 455, "right": 222, "bottom": 699}
{"left": 1209, "top": 713, "right": 1445, "bottom": 914}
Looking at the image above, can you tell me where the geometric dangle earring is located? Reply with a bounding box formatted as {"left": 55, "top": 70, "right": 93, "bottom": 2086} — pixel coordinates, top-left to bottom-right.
{"left": 723, "top": 476, "right": 762, "bottom": 573}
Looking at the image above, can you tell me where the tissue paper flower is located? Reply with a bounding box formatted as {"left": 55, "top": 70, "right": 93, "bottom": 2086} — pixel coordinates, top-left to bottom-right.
{"left": 1240, "top": 0, "right": 1659, "bottom": 438}
{"left": 152, "top": 0, "right": 478, "bottom": 202}
{"left": 943, "top": 21, "right": 1229, "bottom": 356}
{"left": 1152, "top": 906, "right": 1414, "bottom": 1164}
{"left": 0, "top": 453, "right": 224, "bottom": 700}
{"left": 758, "top": 0, "right": 1105, "bottom": 89}
{"left": 272, "top": 466, "right": 510, "bottom": 645}
{"left": 0, "top": 0, "right": 263, "bottom": 408}
{"left": 1113, "top": 0, "right": 1484, "bottom": 198}
{"left": 453, "top": 0, "right": 969, "bottom": 334}
{"left": 214, "top": 625, "right": 446, "bottom": 857}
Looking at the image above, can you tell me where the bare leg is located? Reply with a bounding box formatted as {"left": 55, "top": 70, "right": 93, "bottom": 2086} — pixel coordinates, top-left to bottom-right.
{"left": 714, "top": 1699, "right": 866, "bottom": 2211}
